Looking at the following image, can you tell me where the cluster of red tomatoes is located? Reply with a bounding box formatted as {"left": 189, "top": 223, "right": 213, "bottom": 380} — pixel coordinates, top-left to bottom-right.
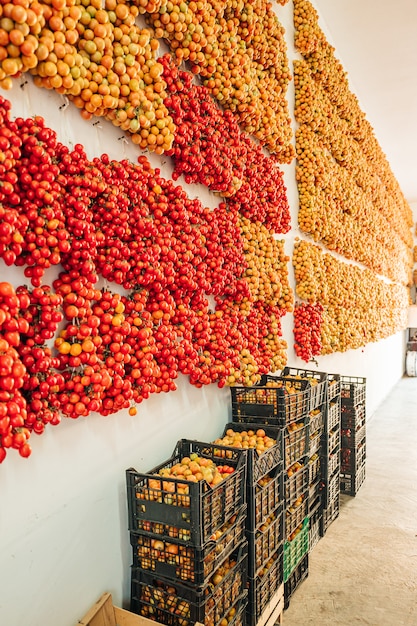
{"left": 0, "top": 281, "right": 32, "bottom": 462}
{"left": 0, "top": 90, "right": 294, "bottom": 463}
{"left": 293, "top": 302, "right": 323, "bottom": 363}
{"left": 161, "top": 54, "right": 291, "bottom": 234}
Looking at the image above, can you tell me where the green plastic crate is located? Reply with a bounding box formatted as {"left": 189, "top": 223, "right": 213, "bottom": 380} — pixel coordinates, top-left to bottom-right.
{"left": 283, "top": 517, "right": 309, "bottom": 582}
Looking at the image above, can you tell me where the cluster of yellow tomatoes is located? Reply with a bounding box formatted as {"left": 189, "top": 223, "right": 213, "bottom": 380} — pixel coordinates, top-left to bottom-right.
{"left": 224, "top": 218, "right": 293, "bottom": 385}
{"left": 293, "top": 240, "right": 409, "bottom": 353}
{"left": 0, "top": 0, "right": 175, "bottom": 153}
{"left": 292, "top": 0, "right": 413, "bottom": 354}
{"left": 143, "top": 0, "right": 294, "bottom": 161}
{"left": 293, "top": 61, "right": 412, "bottom": 285}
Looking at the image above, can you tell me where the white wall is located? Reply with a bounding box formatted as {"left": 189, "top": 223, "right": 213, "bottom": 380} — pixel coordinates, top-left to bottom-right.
{"left": 0, "top": 3, "right": 409, "bottom": 625}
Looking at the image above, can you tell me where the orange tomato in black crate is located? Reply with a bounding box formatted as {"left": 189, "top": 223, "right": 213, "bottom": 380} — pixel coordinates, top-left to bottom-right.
{"left": 326, "top": 448, "right": 341, "bottom": 478}
{"left": 285, "top": 494, "right": 309, "bottom": 544}
{"left": 213, "top": 423, "right": 283, "bottom": 484}
{"left": 247, "top": 545, "right": 283, "bottom": 626}
{"left": 247, "top": 504, "right": 284, "bottom": 579}
{"left": 308, "top": 453, "right": 321, "bottom": 486}
{"left": 230, "top": 376, "right": 311, "bottom": 427}
{"left": 212, "top": 423, "right": 285, "bottom": 534}
{"left": 130, "top": 505, "right": 246, "bottom": 586}
{"left": 285, "top": 461, "right": 309, "bottom": 506}
{"left": 130, "top": 542, "right": 248, "bottom": 626}
{"left": 327, "top": 373, "right": 341, "bottom": 402}
{"left": 309, "top": 407, "right": 324, "bottom": 437}
{"left": 282, "top": 367, "right": 328, "bottom": 412}
{"left": 284, "top": 420, "right": 309, "bottom": 469}
{"left": 327, "top": 400, "right": 341, "bottom": 432}
{"left": 126, "top": 440, "right": 246, "bottom": 546}
{"left": 246, "top": 464, "right": 284, "bottom": 532}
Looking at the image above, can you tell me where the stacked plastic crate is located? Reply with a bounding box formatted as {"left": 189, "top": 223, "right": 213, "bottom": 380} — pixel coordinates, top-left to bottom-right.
{"left": 214, "top": 421, "right": 285, "bottom": 626}
{"left": 126, "top": 439, "right": 248, "bottom": 626}
{"left": 230, "top": 377, "right": 311, "bottom": 618}
{"left": 320, "top": 373, "right": 342, "bottom": 535}
{"left": 340, "top": 376, "right": 366, "bottom": 496}
{"left": 276, "top": 376, "right": 311, "bottom": 609}
{"left": 282, "top": 368, "right": 328, "bottom": 551}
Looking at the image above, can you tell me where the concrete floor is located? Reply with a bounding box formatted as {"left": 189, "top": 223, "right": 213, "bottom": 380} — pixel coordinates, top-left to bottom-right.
{"left": 283, "top": 376, "right": 417, "bottom": 626}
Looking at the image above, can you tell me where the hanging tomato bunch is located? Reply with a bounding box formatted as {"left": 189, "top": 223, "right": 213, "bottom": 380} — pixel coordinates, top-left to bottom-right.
{"left": 293, "top": 240, "right": 409, "bottom": 355}
{"left": 0, "top": 281, "right": 32, "bottom": 462}
{"left": 0, "top": 0, "right": 175, "bottom": 153}
{"left": 161, "top": 53, "right": 290, "bottom": 233}
{"left": 293, "top": 1, "right": 413, "bottom": 282}
{"left": 0, "top": 92, "right": 293, "bottom": 462}
{"left": 15, "top": 285, "right": 64, "bottom": 433}
{"left": 143, "top": 0, "right": 294, "bottom": 160}
{"left": 291, "top": 0, "right": 413, "bottom": 359}
{"left": 293, "top": 301, "right": 322, "bottom": 362}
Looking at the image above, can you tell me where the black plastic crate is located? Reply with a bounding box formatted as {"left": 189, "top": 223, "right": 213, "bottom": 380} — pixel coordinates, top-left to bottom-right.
{"left": 327, "top": 373, "right": 341, "bottom": 402}
{"left": 309, "top": 477, "right": 322, "bottom": 504}
{"left": 341, "top": 423, "right": 366, "bottom": 449}
{"left": 309, "top": 408, "right": 324, "bottom": 435}
{"left": 327, "top": 400, "right": 341, "bottom": 432}
{"left": 231, "top": 376, "right": 311, "bottom": 427}
{"left": 285, "top": 463, "right": 309, "bottom": 508}
{"left": 130, "top": 542, "right": 248, "bottom": 626}
{"left": 126, "top": 440, "right": 246, "bottom": 545}
{"left": 320, "top": 495, "right": 340, "bottom": 535}
{"left": 130, "top": 505, "right": 246, "bottom": 585}
{"left": 308, "top": 453, "right": 321, "bottom": 485}
{"left": 216, "top": 593, "right": 247, "bottom": 626}
{"left": 247, "top": 463, "right": 284, "bottom": 532}
{"left": 341, "top": 442, "right": 366, "bottom": 474}
{"left": 282, "top": 367, "right": 328, "bottom": 412}
{"left": 284, "top": 553, "right": 308, "bottom": 609}
{"left": 341, "top": 404, "right": 366, "bottom": 429}
{"left": 340, "top": 463, "right": 366, "bottom": 496}
{"left": 308, "top": 500, "right": 322, "bottom": 551}
{"left": 323, "top": 469, "right": 340, "bottom": 507}
{"left": 285, "top": 498, "right": 308, "bottom": 541}
{"left": 247, "top": 504, "right": 284, "bottom": 578}
{"left": 328, "top": 426, "right": 340, "bottom": 454}
{"left": 215, "top": 423, "right": 283, "bottom": 484}
{"left": 135, "top": 585, "right": 247, "bottom": 626}
{"left": 226, "top": 596, "right": 247, "bottom": 626}
{"left": 308, "top": 492, "right": 322, "bottom": 516}
{"left": 284, "top": 422, "right": 309, "bottom": 468}
{"left": 283, "top": 517, "right": 309, "bottom": 582}
{"left": 247, "top": 545, "right": 283, "bottom": 626}
{"left": 325, "top": 447, "right": 340, "bottom": 479}
{"left": 340, "top": 375, "right": 366, "bottom": 406}
{"left": 309, "top": 428, "right": 322, "bottom": 457}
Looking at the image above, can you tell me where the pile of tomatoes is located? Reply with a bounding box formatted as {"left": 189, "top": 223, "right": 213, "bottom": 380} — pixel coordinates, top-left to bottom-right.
{"left": 161, "top": 54, "right": 291, "bottom": 234}
{"left": 293, "top": 301, "right": 323, "bottom": 363}
{"left": 0, "top": 91, "right": 294, "bottom": 463}
{"left": 0, "top": 281, "right": 32, "bottom": 461}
